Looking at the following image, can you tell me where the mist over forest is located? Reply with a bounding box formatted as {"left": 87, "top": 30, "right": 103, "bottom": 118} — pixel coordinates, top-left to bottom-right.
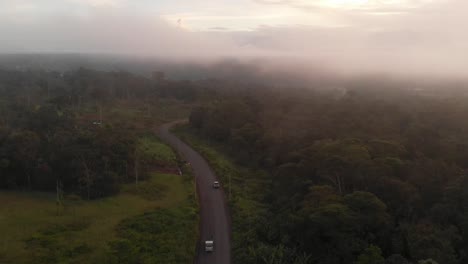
{"left": 2, "top": 0, "right": 468, "bottom": 264}
{"left": 2, "top": 53, "right": 468, "bottom": 92}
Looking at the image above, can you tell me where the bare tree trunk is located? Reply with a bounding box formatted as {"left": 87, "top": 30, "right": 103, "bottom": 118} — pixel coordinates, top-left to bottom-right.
{"left": 56, "top": 179, "right": 62, "bottom": 215}
{"left": 78, "top": 96, "right": 82, "bottom": 110}
{"left": 23, "top": 162, "right": 32, "bottom": 190}
{"left": 0, "top": 106, "right": 6, "bottom": 126}
{"left": 27, "top": 171, "right": 31, "bottom": 190}
{"left": 336, "top": 173, "right": 343, "bottom": 195}
{"left": 125, "top": 161, "right": 128, "bottom": 179}
{"left": 104, "top": 158, "right": 108, "bottom": 174}
{"left": 56, "top": 179, "right": 60, "bottom": 204}
{"left": 99, "top": 105, "right": 103, "bottom": 123}
{"left": 134, "top": 150, "right": 139, "bottom": 187}
{"left": 323, "top": 172, "right": 343, "bottom": 195}
{"left": 324, "top": 174, "right": 338, "bottom": 191}
{"left": 146, "top": 101, "right": 151, "bottom": 117}
{"left": 80, "top": 157, "right": 91, "bottom": 200}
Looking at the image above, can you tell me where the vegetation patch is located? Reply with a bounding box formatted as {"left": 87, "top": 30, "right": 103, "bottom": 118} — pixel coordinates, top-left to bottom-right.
{"left": 25, "top": 221, "right": 93, "bottom": 264}
{"left": 137, "top": 135, "right": 178, "bottom": 167}
{"left": 122, "top": 180, "right": 168, "bottom": 201}
{"left": 0, "top": 172, "right": 197, "bottom": 264}
{"left": 180, "top": 90, "right": 468, "bottom": 264}
{"left": 107, "top": 206, "right": 197, "bottom": 264}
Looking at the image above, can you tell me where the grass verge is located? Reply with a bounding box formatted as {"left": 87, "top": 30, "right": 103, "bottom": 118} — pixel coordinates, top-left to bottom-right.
{"left": 0, "top": 138, "right": 197, "bottom": 264}
{"left": 137, "top": 135, "right": 178, "bottom": 167}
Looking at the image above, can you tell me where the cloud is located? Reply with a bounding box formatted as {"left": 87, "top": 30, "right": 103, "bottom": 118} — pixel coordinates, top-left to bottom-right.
{"left": 251, "top": 0, "right": 437, "bottom": 17}
{"left": 0, "top": 8, "right": 266, "bottom": 58}
{"left": 67, "top": 0, "right": 123, "bottom": 7}
{"left": 0, "top": 0, "right": 467, "bottom": 78}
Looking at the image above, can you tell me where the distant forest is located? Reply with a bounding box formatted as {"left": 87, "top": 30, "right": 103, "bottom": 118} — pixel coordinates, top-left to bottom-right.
{"left": 188, "top": 82, "right": 468, "bottom": 264}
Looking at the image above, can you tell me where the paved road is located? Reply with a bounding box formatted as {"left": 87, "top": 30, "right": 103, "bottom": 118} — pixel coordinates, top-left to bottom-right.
{"left": 158, "top": 121, "right": 231, "bottom": 264}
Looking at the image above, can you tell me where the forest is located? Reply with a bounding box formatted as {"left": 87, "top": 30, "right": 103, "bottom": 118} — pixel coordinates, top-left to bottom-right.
{"left": 187, "top": 82, "right": 468, "bottom": 264}
{"left": 2, "top": 67, "right": 468, "bottom": 263}
{"left": 0, "top": 68, "right": 198, "bottom": 199}
{"left": 0, "top": 68, "right": 198, "bottom": 263}
{"left": 3, "top": 0, "right": 468, "bottom": 263}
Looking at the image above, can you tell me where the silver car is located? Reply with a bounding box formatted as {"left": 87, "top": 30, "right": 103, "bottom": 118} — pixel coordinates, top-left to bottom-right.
{"left": 205, "top": 240, "right": 214, "bottom": 252}
{"left": 213, "top": 181, "right": 220, "bottom": 189}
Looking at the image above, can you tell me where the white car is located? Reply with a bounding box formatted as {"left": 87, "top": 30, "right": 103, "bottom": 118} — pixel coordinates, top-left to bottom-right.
{"left": 205, "top": 240, "right": 214, "bottom": 252}
{"left": 213, "top": 181, "right": 220, "bottom": 189}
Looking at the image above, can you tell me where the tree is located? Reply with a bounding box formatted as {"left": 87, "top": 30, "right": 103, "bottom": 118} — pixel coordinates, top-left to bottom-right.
{"left": 408, "top": 223, "right": 460, "bottom": 264}
{"left": 385, "top": 254, "right": 410, "bottom": 264}
{"left": 8, "top": 130, "right": 40, "bottom": 189}
{"left": 344, "top": 191, "right": 390, "bottom": 235}
{"left": 418, "top": 260, "right": 439, "bottom": 264}
{"left": 301, "top": 185, "right": 342, "bottom": 211}
{"left": 355, "top": 245, "right": 385, "bottom": 264}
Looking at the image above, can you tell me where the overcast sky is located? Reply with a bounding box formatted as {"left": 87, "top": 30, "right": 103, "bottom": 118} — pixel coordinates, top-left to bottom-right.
{"left": 1, "top": 0, "right": 467, "bottom": 77}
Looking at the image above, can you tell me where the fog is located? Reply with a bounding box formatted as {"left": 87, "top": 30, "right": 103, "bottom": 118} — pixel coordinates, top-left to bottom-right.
{"left": 1, "top": 0, "right": 468, "bottom": 79}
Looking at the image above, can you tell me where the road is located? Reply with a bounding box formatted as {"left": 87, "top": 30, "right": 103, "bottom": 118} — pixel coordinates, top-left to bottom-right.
{"left": 158, "top": 121, "right": 231, "bottom": 264}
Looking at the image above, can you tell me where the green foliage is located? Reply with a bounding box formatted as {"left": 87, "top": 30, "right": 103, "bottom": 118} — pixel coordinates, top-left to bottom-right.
{"left": 0, "top": 68, "right": 193, "bottom": 199}
{"left": 385, "top": 254, "right": 411, "bottom": 264}
{"left": 123, "top": 180, "right": 168, "bottom": 201}
{"left": 185, "top": 85, "right": 468, "bottom": 263}
{"left": 248, "top": 243, "right": 314, "bottom": 264}
{"left": 25, "top": 221, "right": 93, "bottom": 264}
{"left": 137, "top": 135, "right": 177, "bottom": 166}
{"left": 355, "top": 245, "right": 385, "bottom": 264}
{"left": 407, "top": 224, "right": 460, "bottom": 264}
{"left": 302, "top": 185, "right": 342, "bottom": 210}
{"left": 0, "top": 172, "right": 197, "bottom": 264}
{"left": 107, "top": 207, "right": 197, "bottom": 264}
{"left": 343, "top": 191, "right": 390, "bottom": 234}
{"left": 418, "top": 259, "right": 439, "bottom": 264}
{"left": 4, "top": 63, "right": 468, "bottom": 264}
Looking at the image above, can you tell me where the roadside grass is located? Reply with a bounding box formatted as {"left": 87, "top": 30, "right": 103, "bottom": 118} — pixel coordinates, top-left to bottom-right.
{"left": 172, "top": 125, "right": 270, "bottom": 263}
{"left": 107, "top": 168, "right": 198, "bottom": 264}
{"left": 0, "top": 172, "right": 196, "bottom": 264}
{"left": 137, "top": 135, "right": 178, "bottom": 166}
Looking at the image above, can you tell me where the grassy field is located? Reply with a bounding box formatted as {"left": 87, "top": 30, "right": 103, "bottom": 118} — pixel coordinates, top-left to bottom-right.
{"left": 107, "top": 170, "right": 198, "bottom": 264}
{"left": 0, "top": 130, "right": 198, "bottom": 264}
{"left": 0, "top": 99, "right": 197, "bottom": 264}
{"left": 172, "top": 125, "right": 270, "bottom": 263}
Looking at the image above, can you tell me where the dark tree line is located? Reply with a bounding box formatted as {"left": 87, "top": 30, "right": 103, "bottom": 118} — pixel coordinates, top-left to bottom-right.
{"left": 0, "top": 68, "right": 200, "bottom": 199}
{"left": 0, "top": 102, "right": 142, "bottom": 199}
{"left": 189, "top": 85, "right": 468, "bottom": 264}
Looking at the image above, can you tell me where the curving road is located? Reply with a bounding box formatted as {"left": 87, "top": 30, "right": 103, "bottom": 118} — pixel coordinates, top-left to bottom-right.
{"left": 158, "top": 121, "right": 231, "bottom": 264}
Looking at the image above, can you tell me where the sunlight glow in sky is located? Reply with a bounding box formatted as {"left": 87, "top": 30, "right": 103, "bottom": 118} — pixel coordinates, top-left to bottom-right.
{"left": 318, "top": 0, "right": 370, "bottom": 7}
{"left": 160, "top": 0, "right": 425, "bottom": 30}
{"left": 0, "top": 0, "right": 434, "bottom": 31}
{"left": 2, "top": 0, "right": 467, "bottom": 78}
